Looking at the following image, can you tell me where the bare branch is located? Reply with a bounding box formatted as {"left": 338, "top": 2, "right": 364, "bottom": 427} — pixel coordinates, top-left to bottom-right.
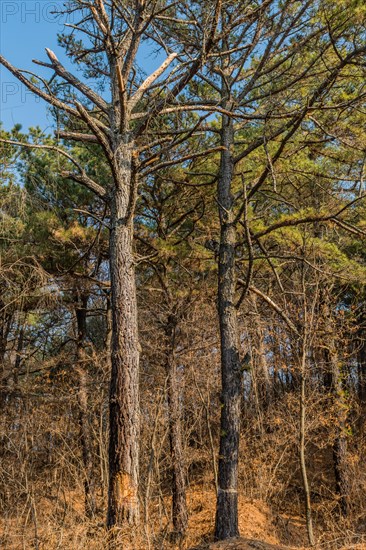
{"left": 141, "top": 146, "right": 225, "bottom": 176}
{"left": 57, "top": 131, "right": 99, "bottom": 144}
{"left": 247, "top": 284, "right": 299, "bottom": 336}
{"left": 0, "top": 55, "right": 79, "bottom": 118}
{"left": 33, "top": 49, "right": 109, "bottom": 113}
{"left": 61, "top": 171, "right": 108, "bottom": 201}
{"left": 0, "top": 138, "right": 108, "bottom": 201}
{"left": 75, "top": 102, "right": 113, "bottom": 161}
{"left": 129, "top": 53, "right": 178, "bottom": 111}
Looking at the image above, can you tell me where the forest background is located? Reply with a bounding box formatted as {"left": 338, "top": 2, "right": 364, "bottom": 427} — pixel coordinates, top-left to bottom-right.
{"left": 1, "top": 1, "right": 366, "bottom": 548}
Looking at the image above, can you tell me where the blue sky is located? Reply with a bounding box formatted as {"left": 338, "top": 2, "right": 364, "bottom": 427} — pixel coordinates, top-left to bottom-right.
{"left": 0, "top": 1, "right": 162, "bottom": 133}
{"left": 0, "top": 1, "right": 71, "bottom": 131}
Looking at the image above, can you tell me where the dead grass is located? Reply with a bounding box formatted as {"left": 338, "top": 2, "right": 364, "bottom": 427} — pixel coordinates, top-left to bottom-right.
{"left": 3, "top": 484, "right": 364, "bottom": 550}
{"left": 2, "top": 481, "right": 366, "bottom": 550}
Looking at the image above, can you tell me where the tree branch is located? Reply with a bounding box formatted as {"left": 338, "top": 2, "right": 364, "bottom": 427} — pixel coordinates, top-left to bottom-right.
{"left": 246, "top": 284, "right": 299, "bottom": 336}
{"left": 33, "top": 48, "right": 109, "bottom": 113}
{"left": 128, "top": 53, "right": 178, "bottom": 111}
{"left": 0, "top": 138, "right": 108, "bottom": 201}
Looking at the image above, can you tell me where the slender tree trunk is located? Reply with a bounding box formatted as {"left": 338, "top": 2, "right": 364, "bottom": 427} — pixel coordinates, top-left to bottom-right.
{"left": 330, "top": 353, "right": 349, "bottom": 516}
{"left": 0, "top": 311, "right": 13, "bottom": 410}
{"left": 358, "top": 319, "right": 366, "bottom": 403}
{"left": 77, "top": 366, "right": 96, "bottom": 518}
{"left": 333, "top": 430, "right": 348, "bottom": 516}
{"left": 105, "top": 293, "right": 113, "bottom": 365}
{"left": 251, "top": 295, "right": 271, "bottom": 405}
{"left": 323, "top": 334, "right": 349, "bottom": 516}
{"left": 0, "top": 308, "right": 10, "bottom": 371}
{"left": 215, "top": 114, "right": 242, "bottom": 541}
{"left": 107, "top": 155, "right": 140, "bottom": 527}
{"left": 299, "top": 345, "right": 315, "bottom": 547}
{"left": 165, "top": 316, "right": 188, "bottom": 540}
{"left": 75, "top": 293, "right": 96, "bottom": 518}
{"left": 12, "top": 324, "right": 24, "bottom": 387}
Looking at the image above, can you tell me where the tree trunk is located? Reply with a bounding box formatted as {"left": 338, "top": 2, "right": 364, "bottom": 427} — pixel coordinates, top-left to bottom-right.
{"left": 331, "top": 357, "right": 349, "bottom": 516}
{"left": 215, "top": 114, "right": 242, "bottom": 541}
{"left": 333, "top": 429, "right": 348, "bottom": 516}
{"left": 358, "top": 316, "right": 366, "bottom": 403}
{"left": 299, "top": 345, "right": 315, "bottom": 547}
{"left": 12, "top": 324, "right": 24, "bottom": 387}
{"left": 251, "top": 295, "right": 271, "bottom": 406}
{"left": 75, "top": 293, "right": 96, "bottom": 518}
{"left": 105, "top": 293, "right": 113, "bottom": 365}
{"left": 165, "top": 316, "right": 188, "bottom": 540}
{"left": 0, "top": 310, "right": 12, "bottom": 407}
{"left": 324, "top": 344, "right": 349, "bottom": 516}
{"left": 107, "top": 157, "right": 140, "bottom": 527}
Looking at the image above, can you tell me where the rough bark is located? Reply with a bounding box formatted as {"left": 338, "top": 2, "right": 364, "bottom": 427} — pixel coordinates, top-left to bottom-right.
{"left": 107, "top": 154, "right": 140, "bottom": 527}
{"left": 215, "top": 114, "right": 242, "bottom": 541}
{"left": 165, "top": 316, "right": 188, "bottom": 539}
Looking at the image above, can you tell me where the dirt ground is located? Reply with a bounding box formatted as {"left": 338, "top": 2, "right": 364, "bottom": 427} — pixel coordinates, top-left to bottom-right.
{"left": 2, "top": 485, "right": 366, "bottom": 549}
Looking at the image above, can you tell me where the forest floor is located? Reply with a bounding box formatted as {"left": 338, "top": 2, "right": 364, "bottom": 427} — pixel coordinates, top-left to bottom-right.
{"left": 185, "top": 487, "right": 299, "bottom": 548}
{"left": 1, "top": 485, "right": 366, "bottom": 549}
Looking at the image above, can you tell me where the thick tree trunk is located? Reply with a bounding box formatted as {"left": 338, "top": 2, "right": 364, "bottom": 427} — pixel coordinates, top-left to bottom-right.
{"left": 215, "top": 114, "right": 242, "bottom": 541}
{"left": 165, "top": 317, "right": 188, "bottom": 540}
{"left": 75, "top": 293, "right": 96, "bottom": 518}
{"left": 107, "top": 155, "right": 140, "bottom": 527}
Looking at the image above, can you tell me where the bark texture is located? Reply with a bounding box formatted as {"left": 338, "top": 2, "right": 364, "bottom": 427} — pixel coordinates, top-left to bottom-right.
{"left": 107, "top": 156, "right": 140, "bottom": 527}
{"left": 215, "top": 114, "right": 242, "bottom": 541}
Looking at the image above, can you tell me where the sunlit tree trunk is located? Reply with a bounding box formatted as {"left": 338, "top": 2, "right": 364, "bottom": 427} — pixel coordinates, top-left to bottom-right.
{"left": 107, "top": 152, "right": 140, "bottom": 527}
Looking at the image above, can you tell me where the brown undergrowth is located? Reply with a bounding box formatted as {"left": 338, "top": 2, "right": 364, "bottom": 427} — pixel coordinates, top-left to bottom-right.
{"left": 2, "top": 484, "right": 366, "bottom": 550}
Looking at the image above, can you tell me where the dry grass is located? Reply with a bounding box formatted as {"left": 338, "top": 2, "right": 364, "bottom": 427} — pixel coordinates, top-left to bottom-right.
{"left": 2, "top": 483, "right": 366, "bottom": 550}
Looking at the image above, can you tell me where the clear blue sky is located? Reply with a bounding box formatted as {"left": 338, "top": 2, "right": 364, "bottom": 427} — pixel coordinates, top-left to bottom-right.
{"left": 0, "top": 1, "right": 71, "bottom": 131}
{"left": 0, "top": 1, "right": 161, "bottom": 132}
